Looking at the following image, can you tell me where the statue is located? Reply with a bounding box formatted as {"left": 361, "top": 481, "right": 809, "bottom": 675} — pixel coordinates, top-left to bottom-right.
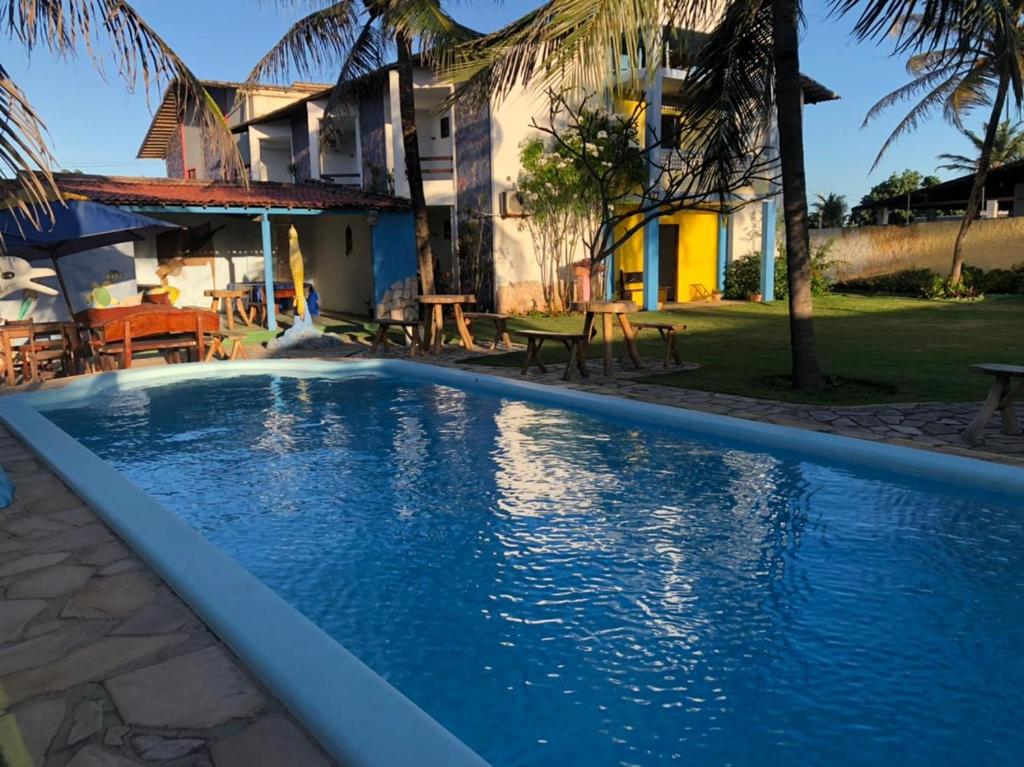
{"left": 0, "top": 257, "right": 58, "bottom": 299}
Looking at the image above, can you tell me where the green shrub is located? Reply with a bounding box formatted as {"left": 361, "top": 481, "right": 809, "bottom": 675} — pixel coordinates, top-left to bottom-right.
{"left": 981, "top": 264, "right": 1024, "bottom": 293}
{"left": 723, "top": 254, "right": 764, "bottom": 299}
{"left": 834, "top": 268, "right": 936, "bottom": 295}
{"left": 927, "top": 276, "right": 984, "bottom": 300}
{"left": 725, "top": 241, "right": 836, "bottom": 301}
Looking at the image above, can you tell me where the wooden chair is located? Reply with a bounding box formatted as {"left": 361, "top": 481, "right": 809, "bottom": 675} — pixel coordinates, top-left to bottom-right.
{"left": 20, "top": 322, "right": 74, "bottom": 383}
{"left": 204, "top": 331, "right": 250, "bottom": 362}
{"left": 633, "top": 322, "right": 686, "bottom": 367}
{"left": 463, "top": 312, "right": 514, "bottom": 351}
{"left": 518, "top": 313, "right": 596, "bottom": 381}
{"left": 89, "top": 309, "right": 219, "bottom": 370}
{"left": 369, "top": 319, "right": 425, "bottom": 357}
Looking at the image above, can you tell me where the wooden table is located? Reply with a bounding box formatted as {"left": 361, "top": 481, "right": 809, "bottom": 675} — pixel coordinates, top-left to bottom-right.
{"left": 962, "top": 363, "right": 1024, "bottom": 445}
{"left": 204, "top": 289, "right": 253, "bottom": 331}
{"left": 576, "top": 300, "right": 644, "bottom": 375}
{"left": 419, "top": 294, "right": 476, "bottom": 354}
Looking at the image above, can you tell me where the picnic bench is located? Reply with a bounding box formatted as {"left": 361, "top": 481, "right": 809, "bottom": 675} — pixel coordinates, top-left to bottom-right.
{"left": 204, "top": 330, "right": 250, "bottom": 362}
{"left": 368, "top": 318, "right": 425, "bottom": 357}
{"left": 86, "top": 308, "right": 219, "bottom": 370}
{"left": 962, "top": 364, "right": 1024, "bottom": 445}
{"left": 633, "top": 322, "right": 686, "bottom": 367}
{"left": 463, "top": 312, "right": 513, "bottom": 351}
{"left": 519, "top": 314, "right": 596, "bottom": 381}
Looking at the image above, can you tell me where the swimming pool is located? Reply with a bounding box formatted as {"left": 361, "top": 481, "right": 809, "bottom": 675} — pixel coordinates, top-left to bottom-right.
{"left": 13, "top": 362, "right": 1024, "bottom": 766}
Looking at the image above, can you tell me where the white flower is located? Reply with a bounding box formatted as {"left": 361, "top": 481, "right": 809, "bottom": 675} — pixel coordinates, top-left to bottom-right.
{"left": 586, "top": 145, "right": 599, "bottom": 156}
{"left": 596, "top": 130, "right": 608, "bottom": 139}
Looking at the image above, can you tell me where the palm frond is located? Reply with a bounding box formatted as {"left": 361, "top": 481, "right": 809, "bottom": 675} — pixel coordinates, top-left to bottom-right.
{"left": 4, "top": 0, "right": 245, "bottom": 181}
{"left": 447, "top": 0, "right": 718, "bottom": 105}
{"left": 680, "top": 0, "right": 776, "bottom": 195}
{"left": 379, "top": 0, "right": 478, "bottom": 73}
{"left": 244, "top": 0, "right": 371, "bottom": 86}
{"left": 0, "top": 63, "right": 58, "bottom": 234}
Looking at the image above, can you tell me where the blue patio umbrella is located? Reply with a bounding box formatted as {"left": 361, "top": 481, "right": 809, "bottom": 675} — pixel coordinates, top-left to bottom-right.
{"left": 0, "top": 199, "right": 178, "bottom": 315}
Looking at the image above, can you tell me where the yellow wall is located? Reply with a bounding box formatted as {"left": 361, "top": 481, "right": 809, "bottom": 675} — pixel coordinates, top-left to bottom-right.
{"left": 611, "top": 212, "right": 719, "bottom": 304}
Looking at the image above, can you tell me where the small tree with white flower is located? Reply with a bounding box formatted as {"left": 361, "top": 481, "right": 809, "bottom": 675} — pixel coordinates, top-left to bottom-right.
{"left": 517, "top": 104, "right": 645, "bottom": 311}
{"left": 521, "top": 90, "right": 780, "bottom": 304}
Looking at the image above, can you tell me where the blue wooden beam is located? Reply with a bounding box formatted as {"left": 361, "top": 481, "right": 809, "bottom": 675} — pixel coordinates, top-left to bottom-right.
{"left": 759, "top": 199, "right": 776, "bottom": 302}
{"left": 123, "top": 205, "right": 335, "bottom": 216}
{"left": 716, "top": 213, "right": 729, "bottom": 291}
{"left": 642, "top": 72, "right": 664, "bottom": 311}
{"left": 261, "top": 212, "right": 277, "bottom": 331}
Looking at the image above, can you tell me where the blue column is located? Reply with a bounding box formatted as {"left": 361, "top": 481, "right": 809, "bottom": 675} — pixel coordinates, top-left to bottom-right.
{"left": 604, "top": 225, "right": 615, "bottom": 300}
{"left": 716, "top": 213, "right": 729, "bottom": 291}
{"left": 261, "top": 211, "right": 277, "bottom": 331}
{"left": 759, "top": 199, "right": 776, "bottom": 302}
{"left": 642, "top": 72, "right": 663, "bottom": 311}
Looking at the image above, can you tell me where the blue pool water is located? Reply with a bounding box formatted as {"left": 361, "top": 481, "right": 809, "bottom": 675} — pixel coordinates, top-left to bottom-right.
{"left": 41, "top": 373, "right": 1024, "bottom": 766}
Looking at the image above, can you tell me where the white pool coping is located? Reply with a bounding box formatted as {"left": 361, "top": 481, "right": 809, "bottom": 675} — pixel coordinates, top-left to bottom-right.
{"left": 2, "top": 359, "right": 1023, "bottom": 767}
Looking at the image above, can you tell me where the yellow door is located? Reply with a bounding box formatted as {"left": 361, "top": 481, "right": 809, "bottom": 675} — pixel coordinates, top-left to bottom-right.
{"left": 675, "top": 211, "right": 718, "bottom": 301}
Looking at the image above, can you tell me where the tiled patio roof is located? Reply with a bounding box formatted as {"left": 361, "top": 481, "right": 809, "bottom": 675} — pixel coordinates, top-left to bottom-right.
{"left": 51, "top": 174, "right": 410, "bottom": 212}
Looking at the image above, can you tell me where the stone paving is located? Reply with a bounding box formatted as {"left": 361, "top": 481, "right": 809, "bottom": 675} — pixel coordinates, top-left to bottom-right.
{"left": 0, "top": 427, "right": 335, "bottom": 767}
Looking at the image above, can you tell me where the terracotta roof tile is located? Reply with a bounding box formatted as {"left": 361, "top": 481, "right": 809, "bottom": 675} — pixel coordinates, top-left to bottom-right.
{"left": 51, "top": 174, "right": 409, "bottom": 212}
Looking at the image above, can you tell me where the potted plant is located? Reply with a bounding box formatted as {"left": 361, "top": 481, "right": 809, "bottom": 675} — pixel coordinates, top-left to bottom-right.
{"left": 710, "top": 289, "right": 723, "bottom": 303}
{"left": 748, "top": 292, "right": 763, "bottom": 303}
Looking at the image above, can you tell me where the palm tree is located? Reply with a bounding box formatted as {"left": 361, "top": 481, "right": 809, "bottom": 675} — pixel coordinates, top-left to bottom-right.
{"left": 812, "top": 192, "right": 848, "bottom": 228}
{"left": 247, "top": 1, "right": 474, "bottom": 295}
{"left": 861, "top": 2, "right": 1024, "bottom": 284}
{"left": 937, "top": 119, "right": 1024, "bottom": 172}
{"left": 1, "top": 0, "right": 241, "bottom": 227}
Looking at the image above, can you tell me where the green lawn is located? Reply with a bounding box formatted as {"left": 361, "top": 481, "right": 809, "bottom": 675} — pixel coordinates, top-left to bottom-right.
{"left": 462, "top": 295, "right": 1024, "bottom": 405}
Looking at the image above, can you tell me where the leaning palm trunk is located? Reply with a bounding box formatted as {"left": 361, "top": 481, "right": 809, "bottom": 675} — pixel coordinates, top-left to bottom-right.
{"left": 772, "top": 0, "right": 825, "bottom": 390}
{"left": 396, "top": 33, "right": 436, "bottom": 296}
{"left": 950, "top": 70, "right": 1011, "bottom": 284}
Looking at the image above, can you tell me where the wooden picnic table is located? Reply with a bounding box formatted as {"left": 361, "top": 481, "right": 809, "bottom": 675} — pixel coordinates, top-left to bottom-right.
{"left": 204, "top": 289, "right": 253, "bottom": 331}
{"left": 419, "top": 294, "right": 476, "bottom": 354}
{"left": 962, "top": 363, "right": 1024, "bottom": 445}
{"left": 575, "top": 300, "right": 644, "bottom": 376}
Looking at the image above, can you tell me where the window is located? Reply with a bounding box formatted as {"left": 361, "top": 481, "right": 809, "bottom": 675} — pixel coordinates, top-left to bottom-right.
{"left": 345, "top": 225, "right": 354, "bottom": 256}
{"left": 443, "top": 219, "right": 452, "bottom": 240}
{"left": 439, "top": 116, "right": 451, "bottom": 139}
{"left": 659, "top": 115, "right": 681, "bottom": 150}
{"left": 186, "top": 168, "right": 197, "bottom": 180}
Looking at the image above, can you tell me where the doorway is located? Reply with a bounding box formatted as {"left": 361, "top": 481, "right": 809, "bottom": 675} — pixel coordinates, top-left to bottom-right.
{"left": 658, "top": 224, "right": 679, "bottom": 303}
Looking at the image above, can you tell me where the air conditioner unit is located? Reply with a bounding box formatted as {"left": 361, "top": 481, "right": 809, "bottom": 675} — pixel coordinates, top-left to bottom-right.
{"left": 500, "top": 190, "right": 527, "bottom": 218}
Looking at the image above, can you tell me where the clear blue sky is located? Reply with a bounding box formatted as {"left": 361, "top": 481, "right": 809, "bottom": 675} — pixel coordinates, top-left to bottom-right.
{"left": 2, "top": 0, "right": 984, "bottom": 206}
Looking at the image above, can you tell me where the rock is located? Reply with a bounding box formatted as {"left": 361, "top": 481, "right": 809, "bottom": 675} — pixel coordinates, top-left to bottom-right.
{"left": 66, "top": 744, "right": 143, "bottom": 767}
{"left": 68, "top": 699, "right": 106, "bottom": 744}
{"left": 210, "top": 715, "right": 330, "bottom": 767}
{"left": 7, "top": 565, "right": 93, "bottom": 598}
{"left": 104, "top": 726, "right": 130, "bottom": 747}
{"left": 132, "top": 734, "right": 206, "bottom": 760}
{"left": 32, "top": 525, "right": 113, "bottom": 553}
{"left": 26, "top": 492, "right": 85, "bottom": 515}
{"left": 4, "top": 515, "right": 71, "bottom": 539}
{"left": 106, "top": 646, "right": 263, "bottom": 729}
{"left": 112, "top": 598, "right": 192, "bottom": 636}
{"left": 99, "top": 560, "right": 139, "bottom": 577}
{"left": 2, "top": 634, "right": 186, "bottom": 707}
{"left": 80, "top": 542, "right": 130, "bottom": 567}
{"left": 0, "top": 697, "right": 65, "bottom": 765}
{"left": 0, "top": 622, "right": 102, "bottom": 675}
{"left": 0, "top": 599, "right": 48, "bottom": 643}
{"left": 0, "top": 551, "right": 70, "bottom": 579}
{"left": 49, "top": 507, "right": 98, "bottom": 527}
{"left": 63, "top": 572, "right": 156, "bottom": 619}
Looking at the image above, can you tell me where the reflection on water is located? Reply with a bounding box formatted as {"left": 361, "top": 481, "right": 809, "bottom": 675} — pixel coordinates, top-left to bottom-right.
{"left": 41, "top": 374, "right": 1024, "bottom": 767}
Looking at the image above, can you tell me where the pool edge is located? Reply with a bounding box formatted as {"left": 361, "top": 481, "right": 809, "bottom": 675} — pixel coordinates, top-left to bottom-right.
{"left": 0, "top": 378, "right": 491, "bottom": 767}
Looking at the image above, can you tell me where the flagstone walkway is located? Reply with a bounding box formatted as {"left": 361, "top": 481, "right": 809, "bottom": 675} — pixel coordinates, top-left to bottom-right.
{"left": 0, "top": 428, "right": 335, "bottom": 767}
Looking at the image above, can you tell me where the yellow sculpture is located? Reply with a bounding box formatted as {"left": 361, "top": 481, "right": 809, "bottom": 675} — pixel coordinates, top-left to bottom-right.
{"left": 289, "top": 225, "right": 307, "bottom": 320}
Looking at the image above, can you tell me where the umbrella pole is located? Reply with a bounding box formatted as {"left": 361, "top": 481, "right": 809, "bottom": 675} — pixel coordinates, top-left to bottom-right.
{"left": 50, "top": 253, "right": 75, "bottom": 319}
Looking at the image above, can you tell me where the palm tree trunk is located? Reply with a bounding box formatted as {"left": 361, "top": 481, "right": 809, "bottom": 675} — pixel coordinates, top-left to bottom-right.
{"left": 772, "top": 0, "right": 825, "bottom": 391}
{"left": 396, "top": 33, "right": 435, "bottom": 296}
{"left": 950, "top": 70, "right": 1010, "bottom": 284}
